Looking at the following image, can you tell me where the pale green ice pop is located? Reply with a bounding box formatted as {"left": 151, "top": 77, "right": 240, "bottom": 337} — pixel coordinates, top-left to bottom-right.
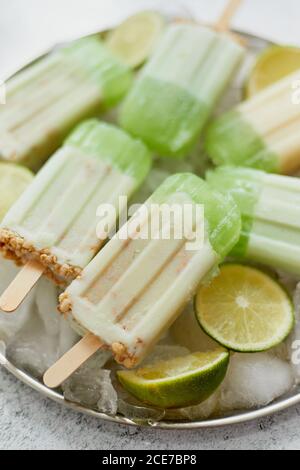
{"left": 0, "top": 120, "right": 151, "bottom": 286}
{"left": 205, "top": 69, "right": 300, "bottom": 174}
{"left": 120, "top": 23, "right": 244, "bottom": 157}
{"left": 207, "top": 166, "right": 300, "bottom": 275}
{"left": 0, "top": 37, "right": 133, "bottom": 170}
{"left": 58, "top": 173, "right": 241, "bottom": 368}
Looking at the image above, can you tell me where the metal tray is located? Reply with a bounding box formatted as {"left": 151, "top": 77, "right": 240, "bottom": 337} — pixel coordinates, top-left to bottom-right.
{"left": 1, "top": 26, "right": 299, "bottom": 429}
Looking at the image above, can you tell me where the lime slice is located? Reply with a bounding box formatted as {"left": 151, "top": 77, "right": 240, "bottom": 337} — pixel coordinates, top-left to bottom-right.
{"left": 117, "top": 349, "right": 229, "bottom": 409}
{"left": 106, "top": 11, "right": 165, "bottom": 68}
{"left": 245, "top": 46, "right": 300, "bottom": 97}
{"left": 0, "top": 163, "right": 33, "bottom": 221}
{"left": 195, "top": 264, "right": 294, "bottom": 353}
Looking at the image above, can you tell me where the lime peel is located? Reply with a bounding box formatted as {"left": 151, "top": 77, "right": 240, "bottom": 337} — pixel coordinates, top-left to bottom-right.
{"left": 195, "top": 264, "right": 294, "bottom": 353}
{"left": 117, "top": 349, "right": 229, "bottom": 409}
{"left": 106, "top": 11, "right": 166, "bottom": 68}
{"left": 245, "top": 45, "right": 300, "bottom": 98}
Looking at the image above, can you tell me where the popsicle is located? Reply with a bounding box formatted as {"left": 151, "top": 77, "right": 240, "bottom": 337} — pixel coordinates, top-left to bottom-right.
{"left": 0, "top": 120, "right": 151, "bottom": 311}
{"left": 43, "top": 173, "right": 241, "bottom": 388}
{"left": 119, "top": 1, "right": 245, "bottom": 157}
{"left": 0, "top": 36, "right": 133, "bottom": 170}
{"left": 205, "top": 69, "right": 300, "bottom": 174}
{"left": 207, "top": 166, "right": 300, "bottom": 275}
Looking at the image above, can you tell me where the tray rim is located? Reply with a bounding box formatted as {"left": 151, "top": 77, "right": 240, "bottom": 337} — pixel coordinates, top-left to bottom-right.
{"left": 2, "top": 27, "right": 299, "bottom": 430}
{"left": 2, "top": 350, "right": 300, "bottom": 429}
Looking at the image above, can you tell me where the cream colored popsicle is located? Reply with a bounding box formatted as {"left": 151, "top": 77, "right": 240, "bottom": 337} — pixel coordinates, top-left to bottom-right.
{"left": 120, "top": 22, "right": 244, "bottom": 158}
{"left": 43, "top": 174, "right": 240, "bottom": 387}
{"left": 0, "top": 120, "right": 151, "bottom": 288}
{"left": 207, "top": 166, "right": 300, "bottom": 275}
{"left": 205, "top": 69, "right": 300, "bottom": 174}
{"left": 0, "top": 37, "right": 133, "bottom": 170}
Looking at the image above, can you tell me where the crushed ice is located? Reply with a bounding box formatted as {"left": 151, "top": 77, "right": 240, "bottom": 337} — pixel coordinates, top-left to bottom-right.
{"left": 0, "top": 264, "right": 79, "bottom": 378}
{"left": 0, "top": 258, "right": 34, "bottom": 342}
{"left": 62, "top": 353, "right": 116, "bottom": 414}
{"left": 219, "top": 353, "right": 294, "bottom": 410}
{"left": 0, "top": 262, "right": 298, "bottom": 421}
{"left": 1, "top": 219, "right": 300, "bottom": 421}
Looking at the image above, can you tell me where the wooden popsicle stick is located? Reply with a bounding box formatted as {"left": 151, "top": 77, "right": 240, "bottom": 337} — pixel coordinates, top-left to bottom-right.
{"left": 174, "top": 1, "right": 246, "bottom": 46}
{"left": 43, "top": 333, "right": 103, "bottom": 389}
{"left": 0, "top": 260, "right": 44, "bottom": 313}
{"left": 215, "top": 0, "right": 242, "bottom": 32}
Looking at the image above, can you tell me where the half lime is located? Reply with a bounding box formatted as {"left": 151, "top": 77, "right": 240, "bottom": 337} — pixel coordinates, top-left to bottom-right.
{"left": 117, "top": 349, "right": 229, "bottom": 409}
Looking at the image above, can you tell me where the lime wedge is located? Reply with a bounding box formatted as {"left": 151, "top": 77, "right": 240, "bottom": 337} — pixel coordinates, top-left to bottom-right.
{"left": 117, "top": 349, "right": 229, "bottom": 409}
{"left": 245, "top": 46, "right": 300, "bottom": 97}
{"left": 0, "top": 163, "right": 33, "bottom": 221}
{"left": 195, "top": 264, "right": 294, "bottom": 353}
{"left": 106, "top": 11, "right": 165, "bottom": 68}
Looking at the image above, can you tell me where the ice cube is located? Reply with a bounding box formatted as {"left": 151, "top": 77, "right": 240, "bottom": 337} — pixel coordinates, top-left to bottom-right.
{"left": 63, "top": 361, "right": 117, "bottom": 415}
{"left": 5, "top": 307, "right": 60, "bottom": 378}
{"left": 5, "top": 274, "right": 68, "bottom": 378}
{"left": 58, "top": 316, "right": 80, "bottom": 356}
{"left": 35, "top": 277, "right": 60, "bottom": 337}
{"left": 112, "top": 375, "right": 165, "bottom": 424}
{"left": 219, "top": 353, "right": 294, "bottom": 411}
{"left": 170, "top": 302, "right": 218, "bottom": 352}
{"left": 96, "top": 371, "right": 118, "bottom": 415}
{"left": 0, "top": 258, "right": 35, "bottom": 342}
{"left": 118, "top": 398, "right": 165, "bottom": 424}
{"left": 166, "top": 391, "right": 219, "bottom": 421}
{"left": 35, "top": 275, "right": 79, "bottom": 355}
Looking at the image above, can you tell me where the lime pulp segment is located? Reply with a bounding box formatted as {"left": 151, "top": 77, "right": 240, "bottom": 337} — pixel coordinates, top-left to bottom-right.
{"left": 195, "top": 264, "right": 294, "bottom": 352}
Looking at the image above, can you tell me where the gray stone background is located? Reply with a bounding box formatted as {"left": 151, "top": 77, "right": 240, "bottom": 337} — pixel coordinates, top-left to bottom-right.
{"left": 1, "top": 0, "right": 300, "bottom": 450}
{"left": 2, "top": 368, "right": 300, "bottom": 449}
